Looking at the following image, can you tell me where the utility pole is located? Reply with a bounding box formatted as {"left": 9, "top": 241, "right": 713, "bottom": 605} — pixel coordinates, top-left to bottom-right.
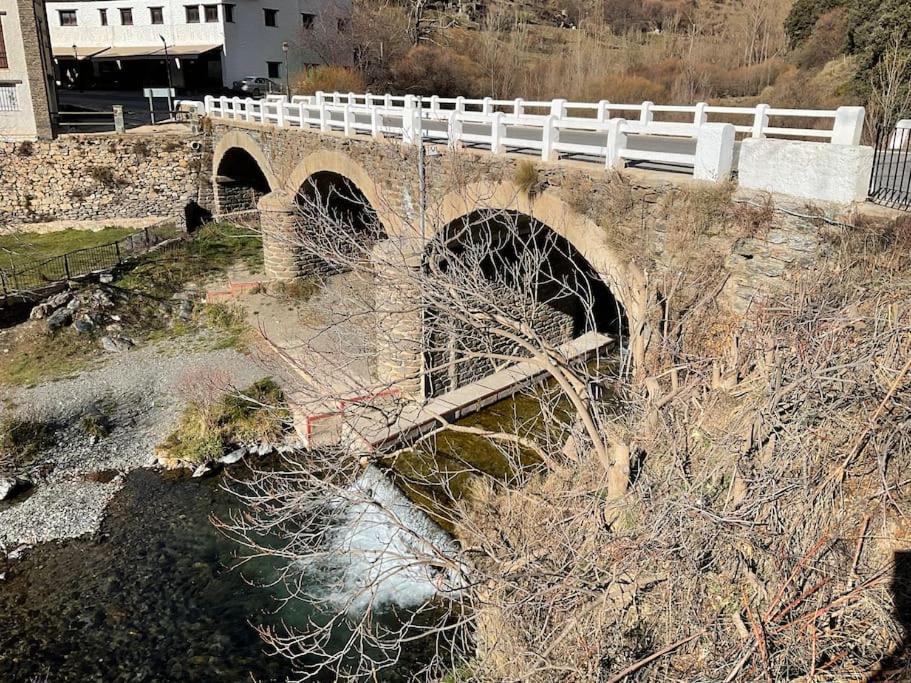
{"left": 282, "top": 42, "right": 290, "bottom": 98}
{"left": 416, "top": 95, "right": 426, "bottom": 239}
{"left": 159, "top": 35, "right": 174, "bottom": 114}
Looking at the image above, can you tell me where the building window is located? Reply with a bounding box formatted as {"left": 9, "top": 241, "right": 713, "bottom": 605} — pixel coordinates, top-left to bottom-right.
{"left": 58, "top": 10, "right": 78, "bottom": 26}
{"left": 0, "top": 84, "right": 18, "bottom": 111}
{"left": 267, "top": 61, "right": 280, "bottom": 78}
{"left": 150, "top": 6, "right": 164, "bottom": 23}
{"left": 185, "top": 5, "right": 199, "bottom": 22}
{"left": 300, "top": 12, "right": 314, "bottom": 28}
{"left": 119, "top": 8, "right": 132, "bottom": 25}
{"left": 98, "top": 8, "right": 108, "bottom": 25}
{"left": 203, "top": 4, "right": 217, "bottom": 21}
{"left": 337, "top": 17, "right": 347, "bottom": 32}
{"left": 0, "top": 17, "right": 7, "bottom": 69}
{"left": 263, "top": 8, "right": 277, "bottom": 26}
{"left": 223, "top": 3, "right": 234, "bottom": 22}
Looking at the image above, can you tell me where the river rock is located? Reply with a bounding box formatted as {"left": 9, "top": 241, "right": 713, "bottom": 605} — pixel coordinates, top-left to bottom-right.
{"left": 0, "top": 477, "right": 30, "bottom": 500}
{"left": 191, "top": 463, "right": 220, "bottom": 478}
{"left": 46, "top": 307, "right": 74, "bottom": 331}
{"left": 100, "top": 335, "right": 134, "bottom": 353}
{"left": 74, "top": 316, "right": 96, "bottom": 334}
{"left": 216, "top": 447, "right": 246, "bottom": 465}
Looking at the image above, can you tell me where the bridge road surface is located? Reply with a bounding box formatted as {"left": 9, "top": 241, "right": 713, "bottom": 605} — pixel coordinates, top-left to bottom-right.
{"left": 343, "top": 110, "right": 745, "bottom": 174}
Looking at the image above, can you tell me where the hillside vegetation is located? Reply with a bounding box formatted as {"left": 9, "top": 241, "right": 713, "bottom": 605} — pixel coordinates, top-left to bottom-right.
{"left": 295, "top": 0, "right": 910, "bottom": 133}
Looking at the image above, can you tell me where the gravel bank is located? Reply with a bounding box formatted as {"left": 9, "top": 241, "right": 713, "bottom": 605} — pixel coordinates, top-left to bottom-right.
{"left": 0, "top": 333, "right": 273, "bottom": 548}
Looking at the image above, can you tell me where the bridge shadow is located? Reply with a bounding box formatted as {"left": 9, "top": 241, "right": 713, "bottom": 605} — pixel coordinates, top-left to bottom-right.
{"left": 868, "top": 550, "right": 911, "bottom": 681}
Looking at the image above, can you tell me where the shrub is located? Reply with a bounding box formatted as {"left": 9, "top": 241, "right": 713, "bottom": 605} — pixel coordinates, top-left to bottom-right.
{"left": 292, "top": 66, "right": 365, "bottom": 96}
{"left": 785, "top": 0, "right": 846, "bottom": 47}
{"left": 588, "top": 73, "right": 667, "bottom": 104}
{"left": 131, "top": 140, "right": 151, "bottom": 157}
{"left": 88, "top": 165, "right": 127, "bottom": 188}
{"left": 80, "top": 411, "right": 111, "bottom": 442}
{"left": 0, "top": 414, "right": 54, "bottom": 465}
{"left": 389, "top": 45, "right": 484, "bottom": 97}
{"left": 794, "top": 8, "right": 850, "bottom": 70}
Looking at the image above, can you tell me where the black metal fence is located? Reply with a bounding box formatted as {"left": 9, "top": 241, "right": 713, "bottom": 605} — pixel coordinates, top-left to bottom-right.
{"left": 869, "top": 120, "right": 911, "bottom": 211}
{"left": 0, "top": 224, "right": 178, "bottom": 298}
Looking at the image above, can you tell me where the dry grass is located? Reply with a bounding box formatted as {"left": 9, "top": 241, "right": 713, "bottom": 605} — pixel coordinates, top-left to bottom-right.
{"left": 513, "top": 160, "right": 540, "bottom": 197}
{"left": 155, "top": 377, "right": 290, "bottom": 465}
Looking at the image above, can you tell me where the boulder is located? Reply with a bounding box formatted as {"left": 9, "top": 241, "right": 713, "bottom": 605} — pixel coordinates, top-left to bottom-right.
{"left": 100, "top": 335, "right": 134, "bottom": 353}
{"left": 45, "top": 291, "right": 73, "bottom": 309}
{"left": 46, "top": 307, "right": 74, "bottom": 331}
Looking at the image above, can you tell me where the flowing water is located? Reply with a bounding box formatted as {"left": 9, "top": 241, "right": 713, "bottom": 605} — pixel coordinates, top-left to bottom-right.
{"left": 0, "top": 466, "right": 452, "bottom": 682}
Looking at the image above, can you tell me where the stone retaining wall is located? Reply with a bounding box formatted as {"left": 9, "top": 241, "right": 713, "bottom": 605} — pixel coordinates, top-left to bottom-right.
{"left": 0, "top": 133, "right": 206, "bottom": 226}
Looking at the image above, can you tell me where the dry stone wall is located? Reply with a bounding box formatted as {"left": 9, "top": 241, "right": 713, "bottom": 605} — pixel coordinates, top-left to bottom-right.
{"left": 0, "top": 133, "right": 205, "bottom": 226}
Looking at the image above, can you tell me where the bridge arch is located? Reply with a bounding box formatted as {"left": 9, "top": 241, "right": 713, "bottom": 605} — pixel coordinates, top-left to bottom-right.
{"left": 212, "top": 131, "right": 279, "bottom": 215}
{"left": 424, "top": 181, "right": 651, "bottom": 389}
{"left": 433, "top": 181, "right": 648, "bottom": 327}
{"left": 285, "top": 150, "right": 386, "bottom": 226}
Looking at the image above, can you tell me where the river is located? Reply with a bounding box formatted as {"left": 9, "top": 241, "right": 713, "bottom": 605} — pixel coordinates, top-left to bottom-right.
{"left": 0, "top": 466, "right": 447, "bottom": 682}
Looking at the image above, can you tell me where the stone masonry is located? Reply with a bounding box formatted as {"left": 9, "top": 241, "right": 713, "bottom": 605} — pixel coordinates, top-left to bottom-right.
{"left": 0, "top": 133, "right": 205, "bottom": 226}
{"left": 207, "top": 119, "right": 837, "bottom": 397}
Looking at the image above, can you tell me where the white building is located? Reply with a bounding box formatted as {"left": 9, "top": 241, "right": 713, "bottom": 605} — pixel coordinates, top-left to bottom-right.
{"left": 45, "top": 0, "right": 350, "bottom": 91}
{"left": 0, "top": 0, "right": 58, "bottom": 140}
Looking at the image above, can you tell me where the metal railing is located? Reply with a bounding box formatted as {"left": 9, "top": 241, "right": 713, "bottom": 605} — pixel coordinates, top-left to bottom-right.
{"left": 0, "top": 224, "right": 177, "bottom": 299}
{"left": 869, "top": 119, "right": 911, "bottom": 211}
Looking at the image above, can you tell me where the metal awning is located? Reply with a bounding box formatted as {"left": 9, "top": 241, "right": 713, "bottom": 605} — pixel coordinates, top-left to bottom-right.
{"left": 93, "top": 44, "right": 222, "bottom": 59}
{"left": 52, "top": 46, "right": 108, "bottom": 61}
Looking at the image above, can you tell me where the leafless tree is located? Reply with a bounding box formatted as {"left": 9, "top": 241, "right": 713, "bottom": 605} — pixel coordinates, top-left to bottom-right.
{"left": 217, "top": 174, "right": 911, "bottom": 681}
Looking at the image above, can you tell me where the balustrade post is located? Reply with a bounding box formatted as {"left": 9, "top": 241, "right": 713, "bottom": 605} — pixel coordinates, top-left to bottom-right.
{"left": 694, "top": 102, "right": 708, "bottom": 127}
{"left": 384, "top": 94, "right": 393, "bottom": 108}
{"left": 550, "top": 98, "right": 567, "bottom": 118}
{"left": 203, "top": 95, "right": 215, "bottom": 115}
{"left": 245, "top": 98, "right": 255, "bottom": 122}
{"left": 371, "top": 107, "right": 383, "bottom": 140}
{"left": 455, "top": 96, "right": 465, "bottom": 114}
{"left": 320, "top": 102, "right": 329, "bottom": 132}
{"left": 694, "top": 123, "right": 735, "bottom": 182}
{"left": 448, "top": 112, "right": 463, "bottom": 150}
{"left": 482, "top": 97, "right": 493, "bottom": 114}
{"left": 401, "top": 95, "right": 421, "bottom": 146}
{"left": 347, "top": 91, "right": 356, "bottom": 106}
{"left": 639, "top": 101, "right": 653, "bottom": 126}
{"left": 298, "top": 102, "right": 307, "bottom": 128}
{"left": 513, "top": 98, "right": 524, "bottom": 117}
{"left": 597, "top": 100, "right": 610, "bottom": 122}
{"left": 490, "top": 112, "right": 505, "bottom": 153}
{"left": 314, "top": 90, "right": 325, "bottom": 104}
{"left": 541, "top": 115, "right": 557, "bottom": 161}
{"left": 832, "top": 106, "right": 865, "bottom": 145}
{"left": 219, "top": 96, "right": 229, "bottom": 119}
{"left": 606, "top": 118, "right": 628, "bottom": 170}
{"left": 752, "top": 103, "right": 770, "bottom": 138}
{"left": 430, "top": 95, "right": 439, "bottom": 112}
{"left": 276, "top": 100, "right": 285, "bottom": 127}
{"left": 343, "top": 104, "right": 353, "bottom": 136}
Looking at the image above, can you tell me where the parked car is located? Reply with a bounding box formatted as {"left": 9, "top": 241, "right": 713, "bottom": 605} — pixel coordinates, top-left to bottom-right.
{"left": 232, "top": 77, "right": 281, "bottom": 98}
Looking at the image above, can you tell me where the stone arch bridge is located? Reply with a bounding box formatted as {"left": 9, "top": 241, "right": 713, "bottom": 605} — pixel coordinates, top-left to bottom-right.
{"left": 201, "top": 115, "right": 832, "bottom": 411}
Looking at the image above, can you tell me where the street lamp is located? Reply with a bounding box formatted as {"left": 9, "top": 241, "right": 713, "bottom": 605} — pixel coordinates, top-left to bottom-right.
{"left": 159, "top": 34, "right": 174, "bottom": 114}
{"left": 282, "top": 41, "right": 290, "bottom": 98}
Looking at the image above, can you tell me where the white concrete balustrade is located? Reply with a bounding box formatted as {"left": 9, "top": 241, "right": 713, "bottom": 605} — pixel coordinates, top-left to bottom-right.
{"left": 179, "top": 91, "right": 870, "bottom": 197}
